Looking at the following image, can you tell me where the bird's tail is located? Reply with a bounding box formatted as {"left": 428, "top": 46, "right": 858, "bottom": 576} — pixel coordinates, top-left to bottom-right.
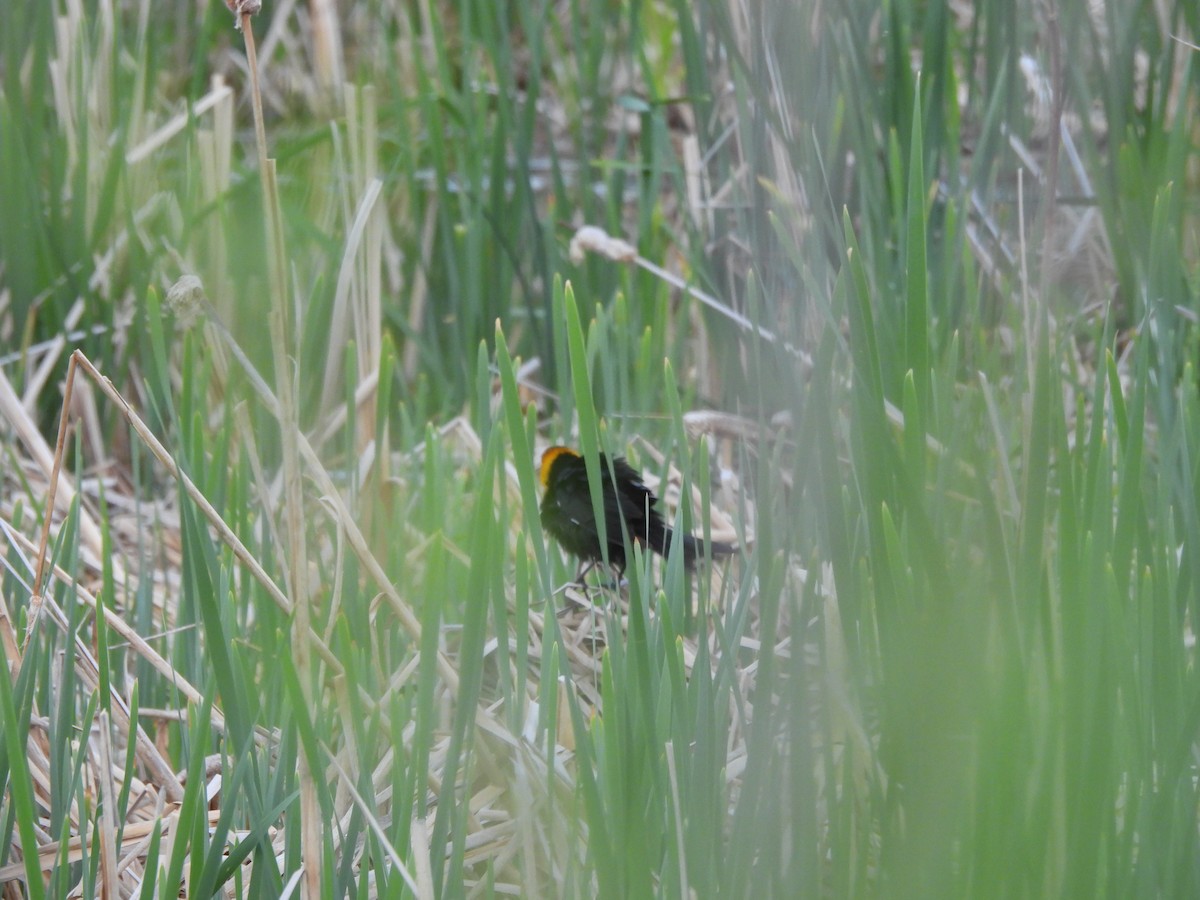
{"left": 638, "top": 519, "right": 736, "bottom": 568}
{"left": 672, "top": 529, "right": 737, "bottom": 568}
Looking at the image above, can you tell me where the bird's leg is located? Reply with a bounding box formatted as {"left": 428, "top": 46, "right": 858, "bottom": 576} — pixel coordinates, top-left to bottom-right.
{"left": 571, "top": 558, "right": 627, "bottom": 593}
{"left": 594, "top": 561, "right": 626, "bottom": 592}
{"left": 574, "top": 559, "right": 600, "bottom": 585}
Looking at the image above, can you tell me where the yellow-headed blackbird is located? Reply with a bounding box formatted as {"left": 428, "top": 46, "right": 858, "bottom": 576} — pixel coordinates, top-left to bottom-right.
{"left": 538, "top": 445, "right": 735, "bottom": 576}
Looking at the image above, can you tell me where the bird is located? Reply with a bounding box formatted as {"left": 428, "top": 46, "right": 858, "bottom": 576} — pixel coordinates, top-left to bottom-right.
{"left": 538, "top": 445, "right": 735, "bottom": 579}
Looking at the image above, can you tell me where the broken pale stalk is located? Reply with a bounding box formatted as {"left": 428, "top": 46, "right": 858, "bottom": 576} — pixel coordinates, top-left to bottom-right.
{"left": 29, "top": 351, "right": 80, "bottom": 647}
{"left": 239, "top": 7, "right": 323, "bottom": 895}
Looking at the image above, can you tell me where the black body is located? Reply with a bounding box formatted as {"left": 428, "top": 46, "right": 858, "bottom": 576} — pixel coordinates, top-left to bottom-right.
{"left": 538, "top": 447, "right": 735, "bottom": 574}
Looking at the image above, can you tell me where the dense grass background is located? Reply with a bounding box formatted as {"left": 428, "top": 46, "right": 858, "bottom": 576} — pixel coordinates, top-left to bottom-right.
{"left": 2, "top": 0, "right": 1199, "bottom": 896}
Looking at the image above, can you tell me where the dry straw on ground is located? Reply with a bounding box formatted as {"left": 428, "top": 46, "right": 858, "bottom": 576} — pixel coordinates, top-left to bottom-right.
{"left": 0, "top": 343, "right": 793, "bottom": 893}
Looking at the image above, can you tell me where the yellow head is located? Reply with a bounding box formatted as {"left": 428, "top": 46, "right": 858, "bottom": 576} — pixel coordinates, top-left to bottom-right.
{"left": 538, "top": 445, "right": 578, "bottom": 488}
